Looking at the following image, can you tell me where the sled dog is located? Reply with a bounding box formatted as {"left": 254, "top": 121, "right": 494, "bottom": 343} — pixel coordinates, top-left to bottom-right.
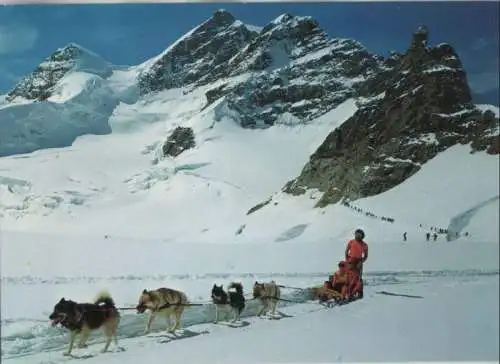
{"left": 211, "top": 282, "right": 245, "bottom": 323}
{"left": 136, "top": 287, "right": 189, "bottom": 333}
{"left": 253, "top": 280, "right": 281, "bottom": 316}
{"left": 49, "top": 290, "right": 120, "bottom": 356}
{"left": 311, "top": 281, "right": 343, "bottom": 302}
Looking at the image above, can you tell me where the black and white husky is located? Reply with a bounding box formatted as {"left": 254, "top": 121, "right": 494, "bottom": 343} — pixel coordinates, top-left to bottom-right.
{"left": 211, "top": 282, "right": 245, "bottom": 323}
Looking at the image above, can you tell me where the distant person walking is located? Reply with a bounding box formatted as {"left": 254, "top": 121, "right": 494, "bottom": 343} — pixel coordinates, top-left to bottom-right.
{"left": 433, "top": 233, "right": 438, "bottom": 241}
{"left": 403, "top": 232, "right": 407, "bottom": 242}
{"left": 426, "top": 232, "right": 430, "bottom": 241}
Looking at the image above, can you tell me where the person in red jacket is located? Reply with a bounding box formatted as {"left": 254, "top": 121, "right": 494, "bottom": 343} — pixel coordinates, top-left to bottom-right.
{"left": 345, "top": 229, "right": 368, "bottom": 295}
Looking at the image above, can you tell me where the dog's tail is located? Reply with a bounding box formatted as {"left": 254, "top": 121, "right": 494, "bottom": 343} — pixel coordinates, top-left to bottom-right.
{"left": 94, "top": 289, "right": 116, "bottom": 307}
{"left": 228, "top": 282, "right": 244, "bottom": 295}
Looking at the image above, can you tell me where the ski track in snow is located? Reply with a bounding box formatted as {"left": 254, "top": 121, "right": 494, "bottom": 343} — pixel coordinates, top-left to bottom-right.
{"left": 2, "top": 269, "right": 498, "bottom": 360}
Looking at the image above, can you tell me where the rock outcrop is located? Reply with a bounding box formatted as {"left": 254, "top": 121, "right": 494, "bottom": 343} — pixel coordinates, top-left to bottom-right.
{"left": 138, "top": 10, "right": 258, "bottom": 95}
{"left": 205, "top": 14, "right": 383, "bottom": 128}
{"left": 283, "top": 26, "right": 500, "bottom": 207}
{"left": 162, "top": 126, "right": 196, "bottom": 157}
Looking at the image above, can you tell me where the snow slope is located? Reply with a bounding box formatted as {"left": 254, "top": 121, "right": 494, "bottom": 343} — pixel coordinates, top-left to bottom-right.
{"left": 0, "top": 77, "right": 361, "bottom": 242}
{"left": 239, "top": 143, "right": 500, "bottom": 245}
{"left": 0, "top": 13, "right": 499, "bottom": 364}
{"left": 0, "top": 13, "right": 497, "bottom": 243}
{"left": 1, "top": 231, "right": 499, "bottom": 363}
{"left": 0, "top": 77, "right": 498, "bottom": 244}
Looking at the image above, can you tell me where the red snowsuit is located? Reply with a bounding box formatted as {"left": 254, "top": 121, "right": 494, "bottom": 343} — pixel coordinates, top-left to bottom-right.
{"left": 345, "top": 238, "right": 368, "bottom": 278}
{"left": 346, "top": 269, "right": 363, "bottom": 298}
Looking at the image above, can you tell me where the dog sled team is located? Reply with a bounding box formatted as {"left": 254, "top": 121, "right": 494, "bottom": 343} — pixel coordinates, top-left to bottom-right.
{"left": 49, "top": 281, "right": 281, "bottom": 356}
{"left": 49, "top": 229, "right": 368, "bottom": 356}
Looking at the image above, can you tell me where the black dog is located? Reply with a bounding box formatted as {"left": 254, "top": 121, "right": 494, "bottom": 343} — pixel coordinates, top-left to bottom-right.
{"left": 211, "top": 282, "right": 245, "bottom": 323}
{"left": 49, "top": 290, "right": 120, "bottom": 356}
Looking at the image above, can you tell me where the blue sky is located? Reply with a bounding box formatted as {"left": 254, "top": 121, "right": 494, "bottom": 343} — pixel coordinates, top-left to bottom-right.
{"left": 0, "top": 2, "right": 498, "bottom": 103}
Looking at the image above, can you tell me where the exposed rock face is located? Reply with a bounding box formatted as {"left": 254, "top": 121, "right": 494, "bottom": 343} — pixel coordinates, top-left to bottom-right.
{"left": 218, "top": 28, "right": 382, "bottom": 128}
{"left": 138, "top": 10, "right": 258, "bottom": 94}
{"left": 6, "top": 44, "right": 111, "bottom": 102}
{"left": 139, "top": 10, "right": 384, "bottom": 128}
{"left": 162, "top": 126, "right": 196, "bottom": 157}
{"left": 283, "top": 26, "right": 500, "bottom": 207}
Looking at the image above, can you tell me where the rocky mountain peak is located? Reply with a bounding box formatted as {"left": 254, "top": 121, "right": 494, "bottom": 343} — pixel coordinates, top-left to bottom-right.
{"left": 412, "top": 25, "right": 429, "bottom": 48}
{"left": 50, "top": 43, "right": 89, "bottom": 62}
{"left": 6, "top": 42, "right": 111, "bottom": 103}
{"left": 137, "top": 10, "right": 257, "bottom": 94}
{"left": 260, "top": 13, "right": 321, "bottom": 43}
{"left": 279, "top": 25, "right": 499, "bottom": 208}
{"left": 203, "top": 14, "right": 383, "bottom": 128}
{"left": 272, "top": 13, "right": 294, "bottom": 24}
{"left": 224, "top": 14, "right": 328, "bottom": 77}
{"left": 394, "top": 27, "right": 472, "bottom": 114}
{"left": 211, "top": 9, "right": 236, "bottom": 25}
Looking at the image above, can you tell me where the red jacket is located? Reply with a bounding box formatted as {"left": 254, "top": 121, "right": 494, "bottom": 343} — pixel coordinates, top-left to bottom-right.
{"left": 345, "top": 239, "right": 368, "bottom": 261}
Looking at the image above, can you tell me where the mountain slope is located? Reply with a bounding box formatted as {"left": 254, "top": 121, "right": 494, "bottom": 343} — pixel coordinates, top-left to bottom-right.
{"left": 0, "top": 10, "right": 379, "bottom": 156}
{"left": 0, "top": 43, "right": 126, "bottom": 157}
{"left": 0, "top": 14, "right": 498, "bottom": 244}
{"left": 137, "top": 9, "right": 259, "bottom": 94}
{"left": 280, "top": 26, "right": 499, "bottom": 206}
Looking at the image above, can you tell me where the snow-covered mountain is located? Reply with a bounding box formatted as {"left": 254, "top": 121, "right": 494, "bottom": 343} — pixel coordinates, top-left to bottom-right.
{"left": 282, "top": 26, "right": 499, "bottom": 205}
{"left": 0, "top": 11, "right": 498, "bottom": 244}
{"left": 1, "top": 10, "right": 499, "bottom": 364}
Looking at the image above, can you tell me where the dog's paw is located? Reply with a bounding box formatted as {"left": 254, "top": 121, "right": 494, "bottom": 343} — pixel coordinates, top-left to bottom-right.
{"left": 100, "top": 349, "right": 108, "bottom": 354}
{"left": 77, "top": 343, "right": 88, "bottom": 349}
{"left": 63, "top": 352, "right": 71, "bottom": 356}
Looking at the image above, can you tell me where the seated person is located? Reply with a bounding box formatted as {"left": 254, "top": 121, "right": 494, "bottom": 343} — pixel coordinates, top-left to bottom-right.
{"left": 330, "top": 261, "right": 351, "bottom": 300}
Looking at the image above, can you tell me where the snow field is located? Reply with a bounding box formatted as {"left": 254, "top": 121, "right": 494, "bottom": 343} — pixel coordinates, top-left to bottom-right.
{"left": 2, "top": 271, "right": 498, "bottom": 363}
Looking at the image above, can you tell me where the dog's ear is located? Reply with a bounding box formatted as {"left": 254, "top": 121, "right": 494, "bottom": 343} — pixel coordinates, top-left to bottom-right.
{"left": 213, "top": 284, "right": 216, "bottom": 288}
{"left": 142, "top": 289, "right": 147, "bottom": 294}
{"left": 60, "top": 297, "right": 65, "bottom": 302}
{"left": 254, "top": 281, "right": 258, "bottom": 285}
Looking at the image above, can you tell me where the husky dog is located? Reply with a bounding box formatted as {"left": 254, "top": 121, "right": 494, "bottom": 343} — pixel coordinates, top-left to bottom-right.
{"left": 311, "top": 281, "right": 343, "bottom": 302}
{"left": 49, "top": 290, "right": 120, "bottom": 356}
{"left": 211, "top": 282, "right": 245, "bottom": 323}
{"left": 136, "top": 287, "right": 189, "bottom": 334}
{"left": 253, "top": 280, "right": 281, "bottom": 317}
